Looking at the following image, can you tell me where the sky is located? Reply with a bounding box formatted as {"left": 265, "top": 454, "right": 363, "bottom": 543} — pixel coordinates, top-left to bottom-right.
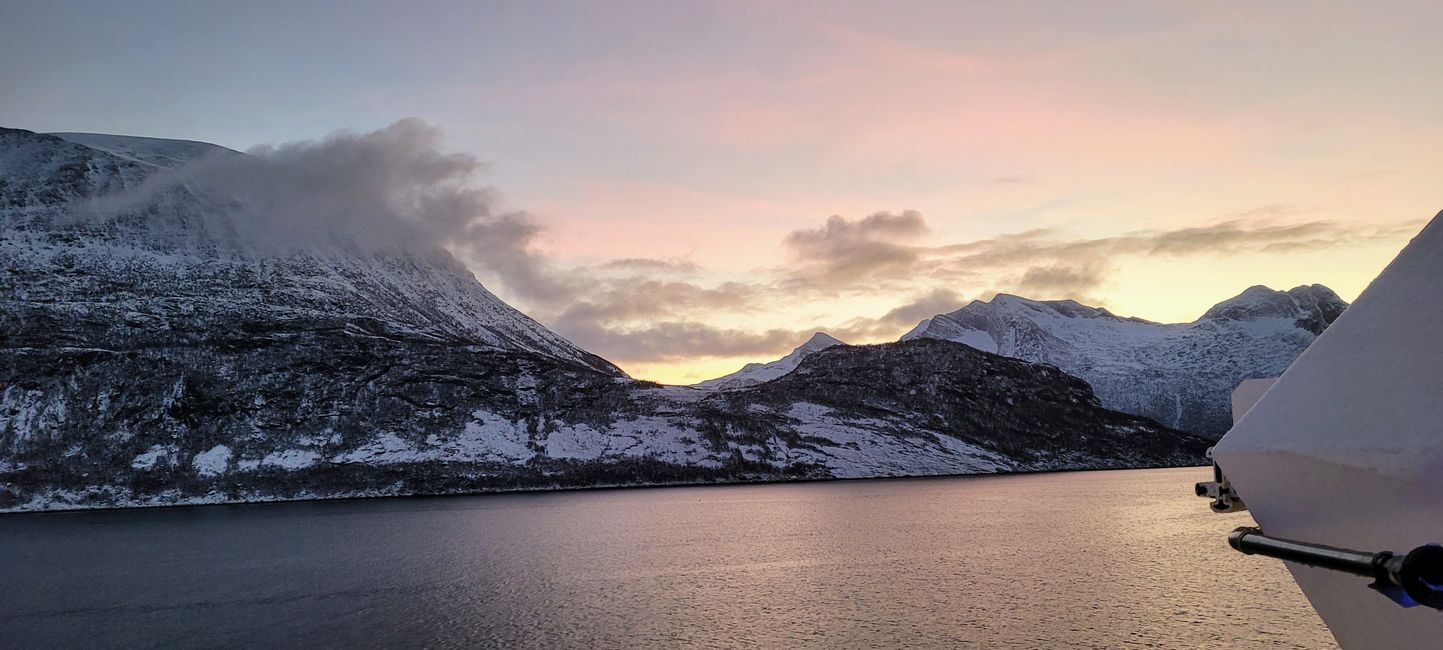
{"left": 3, "top": 0, "right": 1440, "bottom": 383}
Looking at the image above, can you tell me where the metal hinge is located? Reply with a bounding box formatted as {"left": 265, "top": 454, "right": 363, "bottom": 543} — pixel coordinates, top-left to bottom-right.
{"left": 1194, "top": 447, "right": 1247, "bottom": 513}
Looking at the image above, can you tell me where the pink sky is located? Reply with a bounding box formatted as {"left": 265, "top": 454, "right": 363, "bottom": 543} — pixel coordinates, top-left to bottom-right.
{"left": 5, "top": 1, "right": 1440, "bottom": 382}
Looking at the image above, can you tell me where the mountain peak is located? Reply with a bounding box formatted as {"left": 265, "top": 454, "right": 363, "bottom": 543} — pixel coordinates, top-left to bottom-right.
{"left": 1200, "top": 284, "right": 1347, "bottom": 331}
{"left": 1286, "top": 283, "right": 1344, "bottom": 303}
{"left": 694, "top": 331, "right": 847, "bottom": 390}
{"left": 800, "top": 331, "right": 845, "bottom": 351}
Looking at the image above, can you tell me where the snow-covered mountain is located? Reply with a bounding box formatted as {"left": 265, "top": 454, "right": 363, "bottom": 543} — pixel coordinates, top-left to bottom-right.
{"left": 694, "top": 332, "right": 846, "bottom": 389}
{"left": 0, "top": 127, "right": 1208, "bottom": 511}
{"left": 901, "top": 287, "right": 1348, "bottom": 437}
{"left": 0, "top": 128, "right": 620, "bottom": 374}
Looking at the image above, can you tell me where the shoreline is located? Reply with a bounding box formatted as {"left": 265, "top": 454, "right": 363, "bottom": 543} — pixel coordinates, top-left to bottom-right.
{"left": 0, "top": 462, "right": 1211, "bottom": 517}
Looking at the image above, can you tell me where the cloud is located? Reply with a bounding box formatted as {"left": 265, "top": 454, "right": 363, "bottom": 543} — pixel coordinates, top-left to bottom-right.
{"left": 551, "top": 206, "right": 1417, "bottom": 362}
{"left": 920, "top": 214, "right": 1420, "bottom": 283}
{"left": 781, "top": 210, "right": 930, "bottom": 290}
{"left": 785, "top": 210, "right": 930, "bottom": 248}
{"left": 828, "top": 287, "right": 968, "bottom": 341}
{"left": 73, "top": 118, "right": 526, "bottom": 263}
{"left": 1013, "top": 262, "right": 1110, "bottom": 297}
{"left": 876, "top": 288, "right": 968, "bottom": 326}
{"left": 597, "top": 257, "right": 701, "bottom": 273}
{"left": 554, "top": 319, "right": 806, "bottom": 363}
{"left": 552, "top": 280, "right": 762, "bottom": 324}
{"left": 68, "top": 119, "right": 786, "bottom": 365}
{"left": 81, "top": 121, "right": 1417, "bottom": 370}
{"left": 770, "top": 209, "right": 1420, "bottom": 346}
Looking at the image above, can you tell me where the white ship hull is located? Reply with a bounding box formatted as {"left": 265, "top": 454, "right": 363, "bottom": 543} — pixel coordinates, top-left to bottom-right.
{"left": 1212, "top": 211, "right": 1443, "bottom": 648}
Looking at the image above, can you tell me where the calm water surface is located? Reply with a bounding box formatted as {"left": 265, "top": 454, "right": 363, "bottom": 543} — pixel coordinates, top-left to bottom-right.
{"left": 1, "top": 468, "right": 1335, "bottom": 648}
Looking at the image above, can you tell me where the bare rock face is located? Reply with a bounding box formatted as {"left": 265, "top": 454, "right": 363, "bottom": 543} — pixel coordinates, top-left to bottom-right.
{"left": 0, "top": 128, "right": 1207, "bottom": 511}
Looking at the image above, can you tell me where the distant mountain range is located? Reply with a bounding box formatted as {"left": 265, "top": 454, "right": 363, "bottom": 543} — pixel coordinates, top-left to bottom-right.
{"left": 900, "top": 287, "right": 1346, "bottom": 437}
{"left": 0, "top": 127, "right": 1207, "bottom": 511}
{"left": 698, "top": 286, "right": 1343, "bottom": 438}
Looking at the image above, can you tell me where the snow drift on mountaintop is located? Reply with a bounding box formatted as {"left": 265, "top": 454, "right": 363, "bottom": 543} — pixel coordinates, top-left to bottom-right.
{"left": 694, "top": 332, "right": 847, "bottom": 390}
{"left": 901, "top": 286, "right": 1348, "bottom": 437}
{"left": 51, "top": 132, "right": 237, "bottom": 169}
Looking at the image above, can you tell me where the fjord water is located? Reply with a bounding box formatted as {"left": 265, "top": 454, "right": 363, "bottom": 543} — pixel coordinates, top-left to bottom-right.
{"left": 1, "top": 468, "right": 1333, "bottom": 648}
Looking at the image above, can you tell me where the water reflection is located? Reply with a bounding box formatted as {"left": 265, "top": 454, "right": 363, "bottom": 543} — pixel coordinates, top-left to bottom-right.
{"left": 0, "top": 468, "right": 1334, "bottom": 648}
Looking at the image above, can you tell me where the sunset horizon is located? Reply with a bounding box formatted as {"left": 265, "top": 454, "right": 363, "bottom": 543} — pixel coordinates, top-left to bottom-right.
{"left": 15, "top": 119, "right": 1426, "bottom": 384}
{"left": 8, "top": 3, "right": 1443, "bottom": 646}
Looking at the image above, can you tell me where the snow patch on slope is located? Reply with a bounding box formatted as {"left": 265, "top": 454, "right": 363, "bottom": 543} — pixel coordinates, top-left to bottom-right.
{"left": 260, "top": 449, "right": 321, "bottom": 470}
{"left": 192, "top": 445, "right": 232, "bottom": 477}
{"left": 131, "top": 444, "right": 178, "bottom": 470}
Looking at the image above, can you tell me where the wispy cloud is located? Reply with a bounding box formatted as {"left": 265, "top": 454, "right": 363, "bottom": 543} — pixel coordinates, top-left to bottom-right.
{"left": 552, "top": 320, "right": 807, "bottom": 363}
{"left": 596, "top": 257, "right": 701, "bottom": 273}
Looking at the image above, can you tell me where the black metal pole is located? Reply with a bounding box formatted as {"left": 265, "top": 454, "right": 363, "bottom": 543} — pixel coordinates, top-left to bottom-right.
{"left": 1228, "top": 527, "right": 1443, "bottom": 610}
{"left": 1229, "top": 527, "right": 1384, "bottom": 576}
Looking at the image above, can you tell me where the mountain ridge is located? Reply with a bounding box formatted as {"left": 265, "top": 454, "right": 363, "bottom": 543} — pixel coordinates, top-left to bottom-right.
{"left": 901, "top": 285, "right": 1348, "bottom": 436}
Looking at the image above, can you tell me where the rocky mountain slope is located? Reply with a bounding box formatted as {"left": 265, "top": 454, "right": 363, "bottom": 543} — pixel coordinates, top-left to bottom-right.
{"left": 0, "top": 127, "right": 1208, "bottom": 511}
{"left": 901, "top": 287, "right": 1348, "bottom": 437}
{"left": 694, "top": 332, "right": 846, "bottom": 390}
